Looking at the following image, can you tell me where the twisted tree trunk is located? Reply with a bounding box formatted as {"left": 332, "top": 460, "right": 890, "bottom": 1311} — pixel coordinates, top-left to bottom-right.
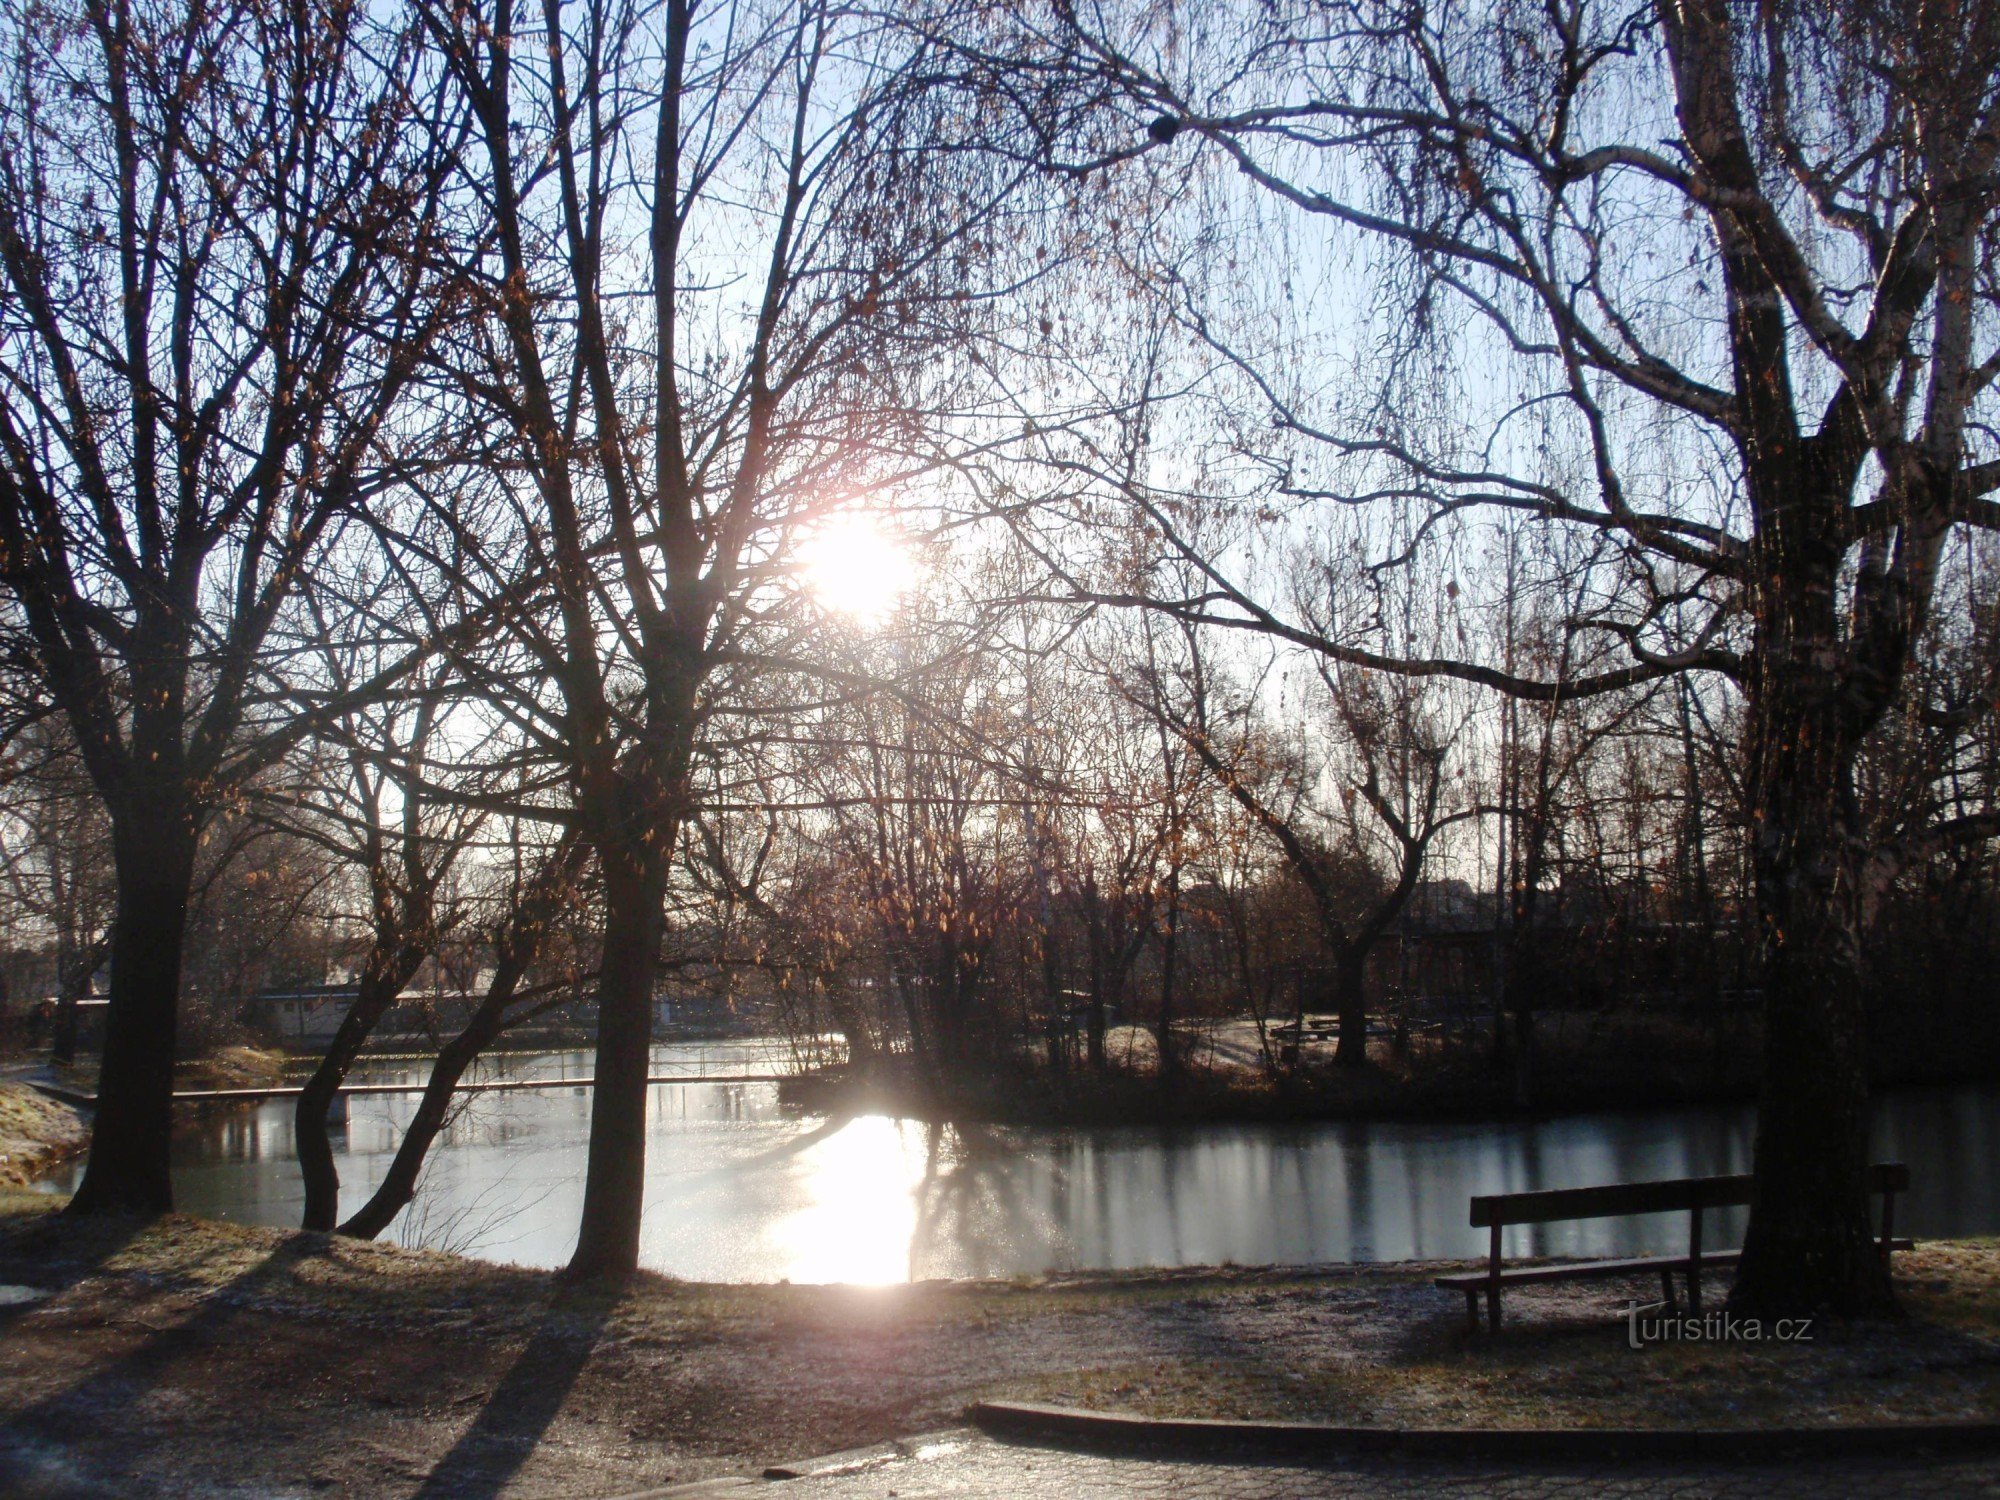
{"left": 1333, "top": 947, "right": 1369, "bottom": 1070}
{"left": 295, "top": 945, "right": 428, "bottom": 1232}
{"left": 342, "top": 838, "right": 583, "bottom": 1240}
{"left": 338, "top": 976, "right": 525, "bottom": 1242}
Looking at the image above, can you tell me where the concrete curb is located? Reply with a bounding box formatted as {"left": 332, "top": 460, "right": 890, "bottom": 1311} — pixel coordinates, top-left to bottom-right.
{"left": 968, "top": 1400, "right": 2000, "bottom": 1463}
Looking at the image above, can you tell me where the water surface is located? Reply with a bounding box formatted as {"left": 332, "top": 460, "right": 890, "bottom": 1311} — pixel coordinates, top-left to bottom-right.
{"left": 50, "top": 1044, "right": 2000, "bottom": 1283}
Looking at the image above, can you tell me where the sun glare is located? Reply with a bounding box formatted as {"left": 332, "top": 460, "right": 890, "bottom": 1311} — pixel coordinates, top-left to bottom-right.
{"left": 800, "top": 513, "right": 917, "bottom": 626}
{"left": 771, "top": 1114, "right": 926, "bottom": 1284}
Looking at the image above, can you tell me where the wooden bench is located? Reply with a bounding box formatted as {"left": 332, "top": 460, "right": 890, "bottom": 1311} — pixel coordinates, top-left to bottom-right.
{"left": 1437, "top": 1162, "right": 1912, "bottom": 1331}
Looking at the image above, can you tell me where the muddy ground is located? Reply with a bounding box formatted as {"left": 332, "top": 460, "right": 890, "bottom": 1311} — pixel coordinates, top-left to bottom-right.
{"left": 0, "top": 1196, "right": 1995, "bottom": 1498}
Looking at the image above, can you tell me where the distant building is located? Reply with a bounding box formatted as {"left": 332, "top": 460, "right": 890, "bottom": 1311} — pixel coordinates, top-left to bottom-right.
{"left": 246, "top": 985, "right": 494, "bottom": 1049}
{"left": 246, "top": 985, "right": 358, "bottom": 1046}
{"left": 653, "top": 987, "right": 745, "bottom": 1036}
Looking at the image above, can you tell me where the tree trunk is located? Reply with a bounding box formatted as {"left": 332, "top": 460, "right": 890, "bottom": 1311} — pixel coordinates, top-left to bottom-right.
{"left": 67, "top": 802, "right": 198, "bottom": 1215}
{"left": 51, "top": 992, "right": 79, "bottom": 1068}
{"left": 565, "top": 856, "right": 666, "bottom": 1281}
{"left": 935, "top": 934, "right": 967, "bottom": 1072}
{"left": 822, "top": 976, "right": 875, "bottom": 1073}
{"left": 340, "top": 993, "right": 510, "bottom": 1241}
{"left": 296, "top": 969, "right": 414, "bottom": 1232}
{"left": 1730, "top": 669, "right": 1894, "bottom": 1317}
{"left": 1082, "top": 880, "right": 1107, "bottom": 1073}
{"left": 50, "top": 935, "right": 101, "bottom": 1069}
{"left": 1333, "top": 947, "right": 1369, "bottom": 1069}
{"left": 893, "top": 970, "right": 933, "bottom": 1085}
{"left": 1155, "top": 882, "right": 1179, "bottom": 1087}
{"left": 1041, "top": 921, "right": 1066, "bottom": 1077}
{"left": 1506, "top": 924, "right": 1539, "bottom": 1109}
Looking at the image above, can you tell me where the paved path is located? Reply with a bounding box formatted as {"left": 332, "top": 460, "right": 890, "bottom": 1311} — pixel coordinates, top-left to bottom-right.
{"left": 649, "top": 1428, "right": 2000, "bottom": 1499}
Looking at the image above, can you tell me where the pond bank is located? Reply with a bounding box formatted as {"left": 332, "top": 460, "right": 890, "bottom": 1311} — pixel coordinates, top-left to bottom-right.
{"left": 791, "top": 1011, "right": 2000, "bottom": 1127}
{"left": 0, "top": 1195, "right": 1994, "bottom": 1498}
{"left": 1, "top": 1045, "right": 287, "bottom": 1190}
{"left": 0, "top": 1085, "right": 86, "bottom": 1188}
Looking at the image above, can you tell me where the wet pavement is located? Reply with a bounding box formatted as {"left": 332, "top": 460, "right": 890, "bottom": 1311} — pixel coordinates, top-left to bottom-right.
{"left": 644, "top": 1428, "right": 2000, "bottom": 1499}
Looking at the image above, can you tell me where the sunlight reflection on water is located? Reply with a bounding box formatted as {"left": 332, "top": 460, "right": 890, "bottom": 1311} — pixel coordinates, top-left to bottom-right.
{"left": 769, "top": 1115, "right": 927, "bottom": 1284}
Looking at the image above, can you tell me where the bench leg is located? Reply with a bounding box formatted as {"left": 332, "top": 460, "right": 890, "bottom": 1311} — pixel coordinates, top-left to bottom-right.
{"left": 1464, "top": 1288, "right": 1479, "bottom": 1332}
{"left": 1688, "top": 1205, "right": 1704, "bottom": 1313}
{"left": 1659, "top": 1268, "right": 1677, "bottom": 1312}
{"left": 1486, "top": 1283, "right": 1501, "bottom": 1332}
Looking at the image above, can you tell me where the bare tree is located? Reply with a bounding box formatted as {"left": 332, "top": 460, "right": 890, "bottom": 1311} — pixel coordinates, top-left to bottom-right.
{"left": 805, "top": 608, "right": 1015, "bottom": 1085}
{"left": 410, "top": 0, "right": 1027, "bottom": 1276}
{"left": 1130, "top": 613, "right": 1474, "bottom": 1072}
{"left": 263, "top": 653, "right": 494, "bottom": 1230}
{"left": 998, "top": 0, "right": 2000, "bottom": 1314}
{"left": 0, "top": 0, "right": 458, "bottom": 1210}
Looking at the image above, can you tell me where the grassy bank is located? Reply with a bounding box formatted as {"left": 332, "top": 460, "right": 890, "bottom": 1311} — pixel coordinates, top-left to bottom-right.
{"left": 781, "top": 1046, "right": 1750, "bottom": 1129}
{"left": 175, "top": 1045, "right": 286, "bottom": 1092}
{"left": 0, "top": 1086, "right": 86, "bottom": 1188}
{"left": 0, "top": 1194, "right": 1994, "bottom": 1497}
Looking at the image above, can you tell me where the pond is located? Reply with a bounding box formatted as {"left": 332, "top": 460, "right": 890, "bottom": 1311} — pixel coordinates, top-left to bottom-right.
{"left": 47, "top": 1044, "right": 2000, "bottom": 1283}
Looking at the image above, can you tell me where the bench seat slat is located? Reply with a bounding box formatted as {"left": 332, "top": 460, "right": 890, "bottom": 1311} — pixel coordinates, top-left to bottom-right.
{"left": 1436, "top": 1253, "right": 1712, "bottom": 1290}
{"left": 1433, "top": 1238, "right": 1913, "bottom": 1292}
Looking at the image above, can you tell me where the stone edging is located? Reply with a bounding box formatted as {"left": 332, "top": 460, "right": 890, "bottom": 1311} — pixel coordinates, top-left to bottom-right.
{"left": 968, "top": 1400, "right": 2000, "bottom": 1462}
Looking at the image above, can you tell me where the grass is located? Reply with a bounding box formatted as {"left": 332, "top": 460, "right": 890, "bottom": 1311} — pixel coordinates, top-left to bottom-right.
{"left": 0, "top": 1085, "right": 87, "bottom": 1188}
{"left": 1, "top": 1193, "right": 1995, "bottom": 1495}
{"left": 987, "top": 1241, "right": 2000, "bottom": 1431}
{"left": 173, "top": 1044, "right": 287, "bottom": 1091}
{"left": 3, "top": 1190, "right": 1995, "bottom": 1436}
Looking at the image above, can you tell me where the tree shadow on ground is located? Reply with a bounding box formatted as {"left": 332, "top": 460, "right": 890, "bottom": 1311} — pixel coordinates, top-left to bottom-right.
{"left": 0, "top": 1226, "right": 330, "bottom": 1496}
{"left": 412, "top": 1288, "right": 617, "bottom": 1500}
{"left": 0, "top": 1208, "right": 620, "bottom": 1498}
{"left": 0, "top": 1205, "right": 158, "bottom": 1301}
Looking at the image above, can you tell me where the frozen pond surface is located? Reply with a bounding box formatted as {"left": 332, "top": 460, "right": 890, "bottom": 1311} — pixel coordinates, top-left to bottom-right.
{"left": 49, "top": 1043, "right": 2000, "bottom": 1283}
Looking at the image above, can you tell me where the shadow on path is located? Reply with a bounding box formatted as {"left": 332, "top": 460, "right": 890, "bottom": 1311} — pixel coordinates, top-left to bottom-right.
{"left": 0, "top": 1229, "right": 327, "bottom": 1497}
{"left": 412, "top": 1292, "right": 616, "bottom": 1500}
{"left": 0, "top": 1209, "right": 618, "bottom": 1500}
{"left": 0, "top": 1206, "right": 158, "bottom": 1301}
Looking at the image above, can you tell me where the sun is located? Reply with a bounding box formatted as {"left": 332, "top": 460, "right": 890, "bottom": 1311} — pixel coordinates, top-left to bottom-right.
{"left": 799, "top": 512, "right": 916, "bottom": 626}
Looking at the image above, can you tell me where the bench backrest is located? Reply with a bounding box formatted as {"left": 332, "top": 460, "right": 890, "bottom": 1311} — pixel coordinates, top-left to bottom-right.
{"left": 1469, "top": 1161, "right": 1909, "bottom": 1228}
